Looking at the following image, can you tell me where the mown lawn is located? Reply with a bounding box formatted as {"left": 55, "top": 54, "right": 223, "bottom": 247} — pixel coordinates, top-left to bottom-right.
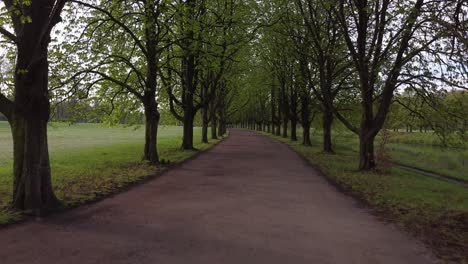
{"left": 263, "top": 130, "right": 468, "bottom": 263}
{"left": 0, "top": 122, "right": 221, "bottom": 225}
{"left": 312, "top": 130, "right": 468, "bottom": 181}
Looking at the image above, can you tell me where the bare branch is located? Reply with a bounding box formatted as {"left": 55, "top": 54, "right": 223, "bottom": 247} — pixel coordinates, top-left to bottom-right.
{"left": 70, "top": 0, "right": 148, "bottom": 57}
{"left": 0, "top": 26, "right": 17, "bottom": 43}
{"left": 0, "top": 92, "right": 13, "bottom": 120}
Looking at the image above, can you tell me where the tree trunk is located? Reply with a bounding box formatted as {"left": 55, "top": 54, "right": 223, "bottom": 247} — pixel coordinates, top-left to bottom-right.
{"left": 303, "top": 124, "right": 312, "bottom": 146}
{"left": 202, "top": 124, "right": 208, "bottom": 143}
{"left": 142, "top": 1, "right": 160, "bottom": 164}
{"left": 290, "top": 83, "right": 298, "bottom": 141}
{"left": 301, "top": 96, "right": 312, "bottom": 146}
{"left": 201, "top": 106, "right": 209, "bottom": 143}
{"left": 276, "top": 91, "right": 282, "bottom": 136}
{"left": 12, "top": 43, "right": 58, "bottom": 212}
{"left": 182, "top": 114, "right": 195, "bottom": 149}
{"left": 281, "top": 92, "right": 288, "bottom": 138}
{"left": 358, "top": 76, "right": 377, "bottom": 171}
{"left": 271, "top": 86, "right": 277, "bottom": 135}
{"left": 359, "top": 132, "right": 376, "bottom": 170}
{"left": 275, "top": 123, "right": 281, "bottom": 136}
{"left": 282, "top": 116, "right": 288, "bottom": 138}
{"left": 143, "top": 99, "right": 160, "bottom": 164}
{"left": 323, "top": 110, "right": 333, "bottom": 152}
{"left": 180, "top": 5, "right": 197, "bottom": 150}
{"left": 222, "top": 122, "right": 226, "bottom": 135}
{"left": 217, "top": 105, "right": 227, "bottom": 137}
{"left": 11, "top": 117, "right": 58, "bottom": 212}
{"left": 218, "top": 120, "right": 224, "bottom": 137}
{"left": 291, "top": 119, "right": 297, "bottom": 141}
{"left": 211, "top": 116, "right": 218, "bottom": 139}
{"left": 217, "top": 98, "right": 226, "bottom": 137}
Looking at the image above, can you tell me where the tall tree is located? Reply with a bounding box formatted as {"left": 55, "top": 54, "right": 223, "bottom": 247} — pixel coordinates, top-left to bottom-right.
{"left": 0, "top": 0, "right": 67, "bottom": 211}
{"left": 335, "top": 0, "right": 467, "bottom": 170}
{"left": 58, "top": 0, "right": 174, "bottom": 164}
{"left": 294, "top": 0, "right": 352, "bottom": 152}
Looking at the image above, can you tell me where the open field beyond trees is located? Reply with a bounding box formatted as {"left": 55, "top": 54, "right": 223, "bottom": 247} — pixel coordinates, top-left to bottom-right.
{"left": 319, "top": 129, "right": 468, "bottom": 181}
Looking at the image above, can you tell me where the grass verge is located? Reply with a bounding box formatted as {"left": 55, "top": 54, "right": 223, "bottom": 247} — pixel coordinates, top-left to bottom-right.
{"left": 262, "top": 131, "right": 468, "bottom": 264}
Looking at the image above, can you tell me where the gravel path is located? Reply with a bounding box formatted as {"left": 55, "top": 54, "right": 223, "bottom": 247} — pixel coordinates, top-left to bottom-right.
{"left": 0, "top": 130, "right": 438, "bottom": 264}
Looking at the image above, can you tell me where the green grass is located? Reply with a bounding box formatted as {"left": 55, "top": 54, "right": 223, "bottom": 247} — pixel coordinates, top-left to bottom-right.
{"left": 389, "top": 143, "right": 468, "bottom": 181}
{"left": 390, "top": 131, "right": 467, "bottom": 149}
{"left": 0, "top": 121, "right": 221, "bottom": 224}
{"left": 263, "top": 130, "right": 468, "bottom": 263}
{"left": 312, "top": 130, "right": 468, "bottom": 181}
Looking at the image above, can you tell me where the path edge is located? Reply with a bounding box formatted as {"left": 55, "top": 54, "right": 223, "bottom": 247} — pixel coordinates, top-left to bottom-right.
{"left": 254, "top": 131, "right": 449, "bottom": 263}
{"left": 0, "top": 134, "right": 229, "bottom": 230}
{"left": 255, "top": 131, "right": 381, "bottom": 214}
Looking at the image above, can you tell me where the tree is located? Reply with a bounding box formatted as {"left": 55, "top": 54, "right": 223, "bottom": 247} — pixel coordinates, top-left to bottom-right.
{"left": 58, "top": 0, "right": 174, "bottom": 164}
{"left": 293, "top": 0, "right": 352, "bottom": 152}
{"left": 334, "top": 0, "right": 467, "bottom": 170}
{"left": 165, "top": 0, "right": 258, "bottom": 149}
{"left": 0, "top": 0, "right": 67, "bottom": 211}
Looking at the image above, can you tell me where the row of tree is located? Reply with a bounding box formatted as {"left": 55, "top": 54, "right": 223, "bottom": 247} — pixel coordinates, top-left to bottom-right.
{"left": 0, "top": 0, "right": 257, "bottom": 212}
{"left": 0, "top": 0, "right": 466, "bottom": 215}
{"left": 228, "top": 0, "right": 467, "bottom": 169}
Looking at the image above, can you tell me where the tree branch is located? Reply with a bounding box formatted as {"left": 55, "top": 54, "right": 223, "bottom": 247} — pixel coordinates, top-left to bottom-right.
{"left": 0, "top": 26, "right": 17, "bottom": 43}
{"left": 0, "top": 93, "right": 13, "bottom": 120}
{"left": 333, "top": 107, "right": 360, "bottom": 135}
{"left": 70, "top": 0, "right": 148, "bottom": 58}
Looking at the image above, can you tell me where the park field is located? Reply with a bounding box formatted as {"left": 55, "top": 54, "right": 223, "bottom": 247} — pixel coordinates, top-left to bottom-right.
{"left": 0, "top": 121, "right": 220, "bottom": 224}
{"left": 263, "top": 130, "right": 468, "bottom": 262}
{"left": 322, "top": 130, "right": 468, "bottom": 181}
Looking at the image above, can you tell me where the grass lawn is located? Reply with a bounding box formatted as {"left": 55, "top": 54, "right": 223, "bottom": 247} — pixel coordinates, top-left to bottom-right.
{"left": 314, "top": 130, "right": 468, "bottom": 181}
{"left": 0, "top": 121, "right": 221, "bottom": 225}
{"left": 262, "top": 130, "right": 468, "bottom": 263}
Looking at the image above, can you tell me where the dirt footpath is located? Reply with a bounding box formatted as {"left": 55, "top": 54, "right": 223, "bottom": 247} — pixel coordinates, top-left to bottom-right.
{"left": 0, "top": 130, "right": 438, "bottom": 264}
